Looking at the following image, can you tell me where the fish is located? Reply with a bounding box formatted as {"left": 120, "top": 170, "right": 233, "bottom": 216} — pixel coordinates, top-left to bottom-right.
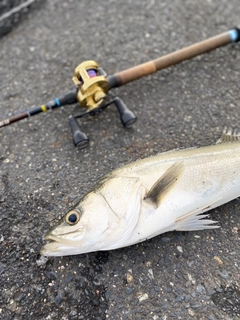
{"left": 40, "top": 128, "right": 240, "bottom": 257}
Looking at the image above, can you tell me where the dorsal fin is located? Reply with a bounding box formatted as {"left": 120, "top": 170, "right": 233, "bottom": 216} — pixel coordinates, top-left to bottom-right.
{"left": 216, "top": 127, "right": 240, "bottom": 144}
{"left": 144, "top": 162, "right": 184, "bottom": 207}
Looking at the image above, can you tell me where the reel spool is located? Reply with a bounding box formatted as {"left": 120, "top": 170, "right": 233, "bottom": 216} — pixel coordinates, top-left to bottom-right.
{"left": 72, "top": 60, "right": 109, "bottom": 110}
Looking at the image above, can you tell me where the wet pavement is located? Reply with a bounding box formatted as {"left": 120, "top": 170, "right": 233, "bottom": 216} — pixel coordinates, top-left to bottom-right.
{"left": 0, "top": 1, "right": 240, "bottom": 319}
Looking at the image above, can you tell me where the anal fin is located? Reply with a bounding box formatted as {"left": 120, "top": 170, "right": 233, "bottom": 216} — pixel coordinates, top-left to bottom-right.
{"left": 175, "top": 213, "right": 219, "bottom": 231}
{"left": 216, "top": 127, "right": 240, "bottom": 144}
{"left": 174, "top": 199, "right": 221, "bottom": 231}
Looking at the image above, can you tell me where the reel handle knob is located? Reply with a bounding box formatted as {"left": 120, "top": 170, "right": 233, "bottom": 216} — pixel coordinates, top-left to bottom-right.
{"left": 114, "top": 97, "right": 137, "bottom": 127}
{"left": 69, "top": 116, "right": 89, "bottom": 148}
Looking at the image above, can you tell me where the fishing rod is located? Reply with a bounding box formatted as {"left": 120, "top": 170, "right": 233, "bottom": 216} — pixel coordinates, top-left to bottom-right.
{"left": 1, "top": 27, "right": 239, "bottom": 148}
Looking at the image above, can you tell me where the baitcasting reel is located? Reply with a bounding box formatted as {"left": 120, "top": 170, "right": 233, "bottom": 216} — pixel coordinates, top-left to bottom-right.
{"left": 1, "top": 26, "right": 240, "bottom": 148}
{"left": 69, "top": 61, "right": 137, "bottom": 148}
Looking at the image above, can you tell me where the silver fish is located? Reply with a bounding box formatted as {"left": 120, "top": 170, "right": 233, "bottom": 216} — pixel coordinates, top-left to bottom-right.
{"left": 41, "top": 129, "right": 240, "bottom": 257}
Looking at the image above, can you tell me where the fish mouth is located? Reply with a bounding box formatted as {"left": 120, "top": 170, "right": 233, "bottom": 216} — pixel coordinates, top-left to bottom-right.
{"left": 44, "top": 232, "right": 84, "bottom": 247}
{"left": 40, "top": 231, "right": 94, "bottom": 257}
{"left": 40, "top": 233, "right": 83, "bottom": 257}
{"left": 45, "top": 233, "right": 65, "bottom": 242}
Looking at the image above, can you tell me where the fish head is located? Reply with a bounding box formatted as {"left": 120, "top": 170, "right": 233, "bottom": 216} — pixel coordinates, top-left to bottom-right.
{"left": 40, "top": 175, "right": 143, "bottom": 257}
{"left": 40, "top": 191, "right": 121, "bottom": 257}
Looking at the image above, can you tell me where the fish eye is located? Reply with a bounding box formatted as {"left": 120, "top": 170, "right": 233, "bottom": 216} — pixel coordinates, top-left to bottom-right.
{"left": 65, "top": 210, "right": 80, "bottom": 225}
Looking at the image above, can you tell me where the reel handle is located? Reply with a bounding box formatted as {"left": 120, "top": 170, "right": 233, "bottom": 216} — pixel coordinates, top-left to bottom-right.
{"left": 68, "top": 96, "right": 136, "bottom": 148}
{"left": 113, "top": 97, "right": 137, "bottom": 127}
{"left": 68, "top": 116, "right": 89, "bottom": 149}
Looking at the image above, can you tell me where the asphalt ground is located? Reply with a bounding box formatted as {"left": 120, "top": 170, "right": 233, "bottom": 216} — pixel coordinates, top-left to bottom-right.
{"left": 0, "top": 1, "right": 240, "bottom": 319}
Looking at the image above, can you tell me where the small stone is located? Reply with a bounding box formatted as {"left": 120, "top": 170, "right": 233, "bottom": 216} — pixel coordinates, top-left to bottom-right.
{"left": 175, "top": 295, "right": 184, "bottom": 302}
{"left": 45, "top": 271, "right": 58, "bottom": 280}
{"left": 55, "top": 291, "right": 63, "bottom": 305}
{"left": 68, "top": 194, "right": 78, "bottom": 201}
{"left": 14, "top": 291, "right": 24, "bottom": 302}
{"left": 9, "top": 299, "right": 17, "bottom": 312}
{"left": 126, "top": 273, "right": 133, "bottom": 283}
{"left": 138, "top": 293, "right": 148, "bottom": 302}
{"left": 188, "top": 308, "right": 195, "bottom": 316}
{"left": 147, "top": 268, "right": 154, "bottom": 280}
{"left": 161, "top": 301, "right": 168, "bottom": 309}
{"left": 218, "top": 270, "right": 229, "bottom": 280}
{"left": 154, "top": 286, "right": 160, "bottom": 292}
{"left": 232, "top": 227, "right": 238, "bottom": 234}
{"left": 105, "top": 289, "right": 110, "bottom": 300}
{"left": 188, "top": 274, "right": 196, "bottom": 284}
{"left": 183, "top": 252, "right": 189, "bottom": 259}
{"left": 214, "top": 256, "right": 223, "bottom": 265}
{"left": 95, "top": 265, "right": 100, "bottom": 271}
{"left": 191, "top": 303, "right": 201, "bottom": 310}
{"left": 207, "top": 289, "right": 216, "bottom": 296}
{"left": 25, "top": 156, "right": 31, "bottom": 162}
{"left": 125, "top": 287, "right": 132, "bottom": 295}
{"left": 66, "top": 273, "right": 74, "bottom": 284}
{"left": 161, "top": 237, "right": 170, "bottom": 243}
{"left": 177, "top": 246, "right": 183, "bottom": 253}
{"left": 0, "top": 262, "right": 5, "bottom": 274}
{"left": 92, "top": 299, "right": 99, "bottom": 306}
{"left": 36, "top": 255, "right": 49, "bottom": 266}
{"left": 196, "top": 285, "right": 206, "bottom": 295}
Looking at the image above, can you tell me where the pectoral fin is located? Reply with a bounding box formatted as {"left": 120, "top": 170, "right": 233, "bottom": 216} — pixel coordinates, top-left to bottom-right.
{"left": 144, "top": 162, "right": 184, "bottom": 207}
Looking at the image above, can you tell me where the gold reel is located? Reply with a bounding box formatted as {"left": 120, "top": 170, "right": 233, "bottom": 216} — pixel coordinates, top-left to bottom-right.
{"left": 72, "top": 60, "right": 109, "bottom": 110}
